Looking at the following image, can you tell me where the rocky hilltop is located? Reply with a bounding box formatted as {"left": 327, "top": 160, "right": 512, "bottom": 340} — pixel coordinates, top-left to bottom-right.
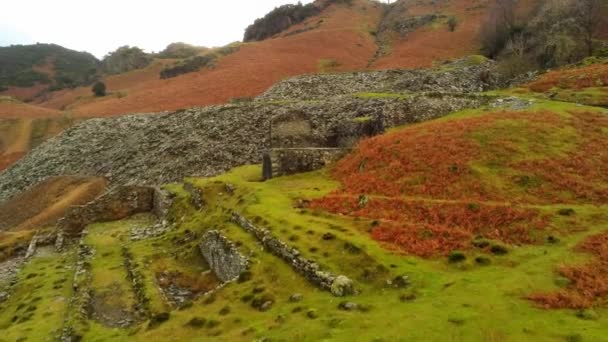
{"left": 259, "top": 56, "right": 497, "bottom": 101}
{"left": 0, "top": 59, "right": 497, "bottom": 201}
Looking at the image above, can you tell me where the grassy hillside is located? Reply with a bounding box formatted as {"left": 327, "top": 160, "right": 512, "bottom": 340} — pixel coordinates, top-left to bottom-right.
{"left": 1, "top": 62, "right": 608, "bottom": 340}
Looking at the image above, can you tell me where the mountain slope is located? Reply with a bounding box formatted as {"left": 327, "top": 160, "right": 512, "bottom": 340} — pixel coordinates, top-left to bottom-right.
{"left": 31, "top": 0, "right": 382, "bottom": 117}
{"left": 0, "top": 44, "right": 98, "bottom": 98}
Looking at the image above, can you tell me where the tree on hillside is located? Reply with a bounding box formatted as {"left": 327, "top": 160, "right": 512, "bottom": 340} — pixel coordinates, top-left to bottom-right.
{"left": 92, "top": 81, "right": 106, "bottom": 97}
{"left": 101, "top": 46, "right": 152, "bottom": 75}
{"left": 480, "top": 0, "right": 519, "bottom": 58}
{"left": 574, "top": 0, "right": 603, "bottom": 56}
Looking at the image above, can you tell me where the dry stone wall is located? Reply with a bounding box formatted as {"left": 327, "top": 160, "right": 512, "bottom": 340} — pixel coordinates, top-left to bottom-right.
{"left": 58, "top": 186, "right": 155, "bottom": 237}
{"left": 231, "top": 212, "right": 354, "bottom": 296}
{"left": 199, "top": 231, "right": 249, "bottom": 283}
{"left": 265, "top": 148, "right": 348, "bottom": 178}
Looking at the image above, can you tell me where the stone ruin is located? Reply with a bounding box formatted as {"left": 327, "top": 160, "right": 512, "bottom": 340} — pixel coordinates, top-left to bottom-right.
{"left": 58, "top": 186, "right": 173, "bottom": 239}
{"left": 199, "top": 230, "right": 249, "bottom": 283}
{"left": 262, "top": 109, "right": 384, "bottom": 179}
{"left": 231, "top": 212, "right": 354, "bottom": 296}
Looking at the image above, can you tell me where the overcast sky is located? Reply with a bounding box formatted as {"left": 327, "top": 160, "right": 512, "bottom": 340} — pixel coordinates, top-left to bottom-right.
{"left": 0, "top": 0, "right": 314, "bottom": 58}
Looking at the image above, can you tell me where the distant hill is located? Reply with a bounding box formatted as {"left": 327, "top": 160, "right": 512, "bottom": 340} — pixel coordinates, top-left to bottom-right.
{"left": 0, "top": 43, "right": 99, "bottom": 92}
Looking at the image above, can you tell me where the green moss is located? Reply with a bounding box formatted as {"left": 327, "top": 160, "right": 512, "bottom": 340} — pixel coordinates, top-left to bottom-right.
{"left": 5, "top": 93, "right": 608, "bottom": 340}
{"left": 354, "top": 92, "right": 410, "bottom": 100}
{"left": 0, "top": 249, "right": 76, "bottom": 340}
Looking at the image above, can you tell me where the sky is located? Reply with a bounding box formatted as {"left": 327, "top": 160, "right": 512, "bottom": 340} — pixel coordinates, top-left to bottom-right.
{"left": 0, "top": 0, "right": 314, "bottom": 58}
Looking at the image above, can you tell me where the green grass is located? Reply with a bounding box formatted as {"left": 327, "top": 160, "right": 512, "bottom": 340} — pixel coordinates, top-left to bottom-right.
{"left": 0, "top": 248, "right": 76, "bottom": 341}
{"left": 131, "top": 161, "right": 608, "bottom": 341}
{"left": 3, "top": 90, "right": 608, "bottom": 340}
{"left": 353, "top": 92, "right": 410, "bottom": 100}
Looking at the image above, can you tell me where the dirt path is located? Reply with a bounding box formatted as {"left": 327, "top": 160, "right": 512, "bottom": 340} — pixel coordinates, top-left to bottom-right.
{"left": 5, "top": 118, "right": 32, "bottom": 154}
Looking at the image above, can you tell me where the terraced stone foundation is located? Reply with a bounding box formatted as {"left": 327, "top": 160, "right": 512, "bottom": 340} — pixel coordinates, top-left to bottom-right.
{"left": 231, "top": 212, "right": 354, "bottom": 296}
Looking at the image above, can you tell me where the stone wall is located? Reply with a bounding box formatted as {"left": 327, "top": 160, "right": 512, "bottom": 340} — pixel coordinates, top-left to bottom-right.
{"left": 59, "top": 186, "right": 155, "bottom": 237}
{"left": 231, "top": 213, "right": 354, "bottom": 296}
{"left": 152, "top": 187, "right": 174, "bottom": 219}
{"left": 199, "top": 231, "right": 249, "bottom": 283}
{"left": 264, "top": 148, "right": 347, "bottom": 179}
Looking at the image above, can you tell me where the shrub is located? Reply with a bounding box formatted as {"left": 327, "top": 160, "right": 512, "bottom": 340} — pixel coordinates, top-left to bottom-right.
{"left": 447, "top": 16, "right": 458, "bottom": 32}
{"left": 472, "top": 238, "right": 491, "bottom": 249}
{"left": 244, "top": 3, "right": 321, "bottom": 42}
{"left": 490, "top": 244, "right": 509, "bottom": 255}
{"left": 160, "top": 55, "right": 215, "bottom": 79}
{"left": 92, "top": 81, "right": 106, "bottom": 97}
{"left": 558, "top": 208, "right": 576, "bottom": 216}
{"left": 148, "top": 312, "right": 170, "bottom": 328}
{"left": 185, "top": 317, "right": 206, "bottom": 328}
{"left": 475, "top": 256, "right": 491, "bottom": 265}
{"left": 101, "top": 46, "right": 152, "bottom": 74}
{"left": 318, "top": 59, "right": 340, "bottom": 73}
{"left": 448, "top": 251, "right": 467, "bottom": 263}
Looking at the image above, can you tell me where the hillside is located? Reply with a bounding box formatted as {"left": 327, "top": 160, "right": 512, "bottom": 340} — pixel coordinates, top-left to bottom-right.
{"left": 2, "top": 0, "right": 496, "bottom": 118}
{"left": 29, "top": 0, "right": 382, "bottom": 116}
{"left": 0, "top": 44, "right": 98, "bottom": 99}
{"left": 0, "top": 59, "right": 607, "bottom": 340}
{"left": 0, "top": 96, "right": 79, "bottom": 171}
{"left": 0, "top": 57, "right": 495, "bottom": 202}
{"left": 2, "top": 0, "right": 606, "bottom": 173}
{"left": 1, "top": 2, "right": 608, "bottom": 339}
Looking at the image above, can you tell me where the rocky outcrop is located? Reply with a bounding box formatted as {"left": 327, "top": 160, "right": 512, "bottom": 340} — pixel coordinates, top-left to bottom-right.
{"left": 231, "top": 213, "right": 354, "bottom": 296}
{"left": 58, "top": 186, "right": 155, "bottom": 237}
{"left": 199, "top": 231, "right": 249, "bottom": 283}
{"left": 258, "top": 58, "right": 498, "bottom": 101}
{"left": 0, "top": 93, "right": 489, "bottom": 202}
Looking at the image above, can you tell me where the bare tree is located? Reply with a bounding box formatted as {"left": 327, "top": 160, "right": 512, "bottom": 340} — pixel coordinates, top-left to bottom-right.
{"left": 574, "top": 0, "right": 603, "bottom": 56}
{"left": 480, "top": 0, "right": 520, "bottom": 58}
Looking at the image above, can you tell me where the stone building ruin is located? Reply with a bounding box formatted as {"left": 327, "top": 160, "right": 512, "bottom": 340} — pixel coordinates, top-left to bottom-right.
{"left": 262, "top": 109, "right": 385, "bottom": 179}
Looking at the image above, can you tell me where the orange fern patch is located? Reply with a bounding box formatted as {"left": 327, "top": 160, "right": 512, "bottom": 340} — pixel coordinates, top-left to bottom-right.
{"left": 527, "top": 62, "right": 608, "bottom": 92}
{"left": 313, "top": 109, "right": 608, "bottom": 257}
{"left": 529, "top": 232, "right": 608, "bottom": 309}
{"left": 312, "top": 196, "right": 548, "bottom": 257}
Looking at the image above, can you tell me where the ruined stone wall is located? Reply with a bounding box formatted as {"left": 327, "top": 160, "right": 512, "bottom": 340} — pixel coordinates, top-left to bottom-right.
{"left": 152, "top": 187, "right": 174, "bottom": 219}
{"left": 265, "top": 148, "right": 347, "bottom": 178}
{"left": 199, "top": 231, "right": 248, "bottom": 283}
{"left": 231, "top": 213, "right": 354, "bottom": 296}
{"left": 59, "top": 186, "right": 155, "bottom": 237}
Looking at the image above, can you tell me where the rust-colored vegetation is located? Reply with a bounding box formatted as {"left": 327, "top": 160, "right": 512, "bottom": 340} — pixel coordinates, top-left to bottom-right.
{"left": 370, "top": 0, "right": 489, "bottom": 69}
{"left": 313, "top": 109, "right": 608, "bottom": 258}
{"left": 312, "top": 197, "right": 548, "bottom": 257}
{"left": 527, "top": 62, "right": 608, "bottom": 92}
{"left": 529, "top": 232, "right": 608, "bottom": 309}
